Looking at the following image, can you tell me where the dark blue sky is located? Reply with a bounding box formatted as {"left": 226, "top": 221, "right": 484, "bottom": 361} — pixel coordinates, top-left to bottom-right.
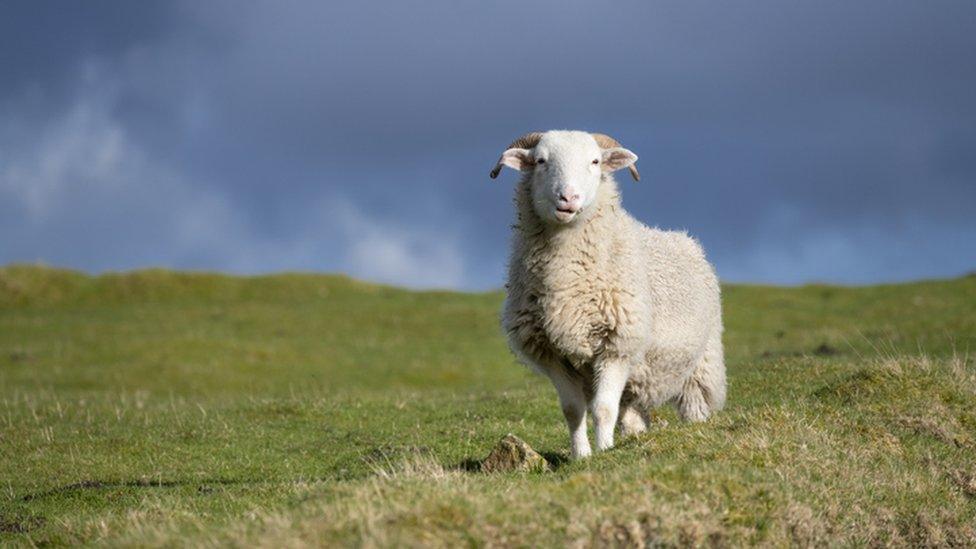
{"left": 2, "top": 1, "right": 974, "bottom": 289}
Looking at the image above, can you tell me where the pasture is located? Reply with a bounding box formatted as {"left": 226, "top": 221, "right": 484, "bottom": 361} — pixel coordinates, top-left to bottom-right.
{"left": 1, "top": 265, "right": 974, "bottom": 546}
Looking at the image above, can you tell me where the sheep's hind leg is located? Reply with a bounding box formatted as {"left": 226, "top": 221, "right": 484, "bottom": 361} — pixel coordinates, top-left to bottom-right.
{"left": 617, "top": 403, "right": 649, "bottom": 437}
{"left": 677, "top": 335, "right": 726, "bottom": 422}
{"left": 677, "top": 377, "right": 711, "bottom": 422}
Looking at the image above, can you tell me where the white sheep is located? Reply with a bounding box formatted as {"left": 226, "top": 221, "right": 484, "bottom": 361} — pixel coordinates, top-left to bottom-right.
{"left": 491, "top": 130, "right": 726, "bottom": 459}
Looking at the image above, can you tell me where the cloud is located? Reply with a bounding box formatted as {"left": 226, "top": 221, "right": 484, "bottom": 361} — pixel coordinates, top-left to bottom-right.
{"left": 1, "top": 0, "right": 974, "bottom": 289}
{"left": 0, "top": 61, "right": 238, "bottom": 269}
{"left": 1, "top": 63, "right": 125, "bottom": 219}
{"left": 0, "top": 59, "right": 465, "bottom": 289}
{"left": 720, "top": 202, "right": 976, "bottom": 284}
{"left": 329, "top": 198, "right": 465, "bottom": 289}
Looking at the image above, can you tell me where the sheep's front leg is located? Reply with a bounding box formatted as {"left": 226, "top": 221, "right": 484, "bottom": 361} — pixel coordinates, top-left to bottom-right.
{"left": 591, "top": 359, "right": 632, "bottom": 451}
{"left": 542, "top": 366, "right": 591, "bottom": 459}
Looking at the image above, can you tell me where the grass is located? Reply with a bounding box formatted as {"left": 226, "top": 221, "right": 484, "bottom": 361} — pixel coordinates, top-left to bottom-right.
{"left": 1, "top": 264, "right": 974, "bottom": 546}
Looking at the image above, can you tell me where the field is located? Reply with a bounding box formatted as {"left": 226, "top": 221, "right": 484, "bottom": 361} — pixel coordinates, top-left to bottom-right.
{"left": 1, "top": 264, "right": 975, "bottom": 546}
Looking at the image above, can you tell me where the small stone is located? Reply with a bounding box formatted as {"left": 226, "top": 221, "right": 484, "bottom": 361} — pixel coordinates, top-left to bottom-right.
{"left": 480, "top": 434, "right": 552, "bottom": 473}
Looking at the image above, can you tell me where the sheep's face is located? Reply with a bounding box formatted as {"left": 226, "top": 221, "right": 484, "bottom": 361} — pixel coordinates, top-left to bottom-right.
{"left": 497, "top": 131, "right": 637, "bottom": 225}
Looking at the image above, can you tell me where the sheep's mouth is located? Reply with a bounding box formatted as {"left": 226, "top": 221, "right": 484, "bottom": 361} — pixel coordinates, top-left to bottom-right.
{"left": 554, "top": 207, "right": 579, "bottom": 222}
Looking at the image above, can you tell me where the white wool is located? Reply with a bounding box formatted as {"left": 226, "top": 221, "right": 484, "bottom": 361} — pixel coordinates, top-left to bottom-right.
{"left": 498, "top": 130, "right": 726, "bottom": 458}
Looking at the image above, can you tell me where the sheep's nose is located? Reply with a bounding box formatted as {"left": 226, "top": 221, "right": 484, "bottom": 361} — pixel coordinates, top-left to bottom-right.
{"left": 559, "top": 191, "right": 581, "bottom": 203}
{"left": 556, "top": 188, "right": 583, "bottom": 213}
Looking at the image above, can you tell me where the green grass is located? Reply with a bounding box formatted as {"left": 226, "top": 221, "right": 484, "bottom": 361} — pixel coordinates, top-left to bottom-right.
{"left": 1, "top": 264, "right": 974, "bottom": 546}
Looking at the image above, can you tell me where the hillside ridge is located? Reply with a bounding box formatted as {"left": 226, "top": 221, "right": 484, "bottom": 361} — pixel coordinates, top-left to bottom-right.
{"left": 3, "top": 263, "right": 974, "bottom": 308}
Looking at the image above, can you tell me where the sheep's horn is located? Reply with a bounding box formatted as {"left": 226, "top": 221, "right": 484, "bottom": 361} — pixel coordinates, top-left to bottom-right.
{"left": 591, "top": 133, "right": 641, "bottom": 181}
{"left": 489, "top": 132, "right": 544, "bottom": 179}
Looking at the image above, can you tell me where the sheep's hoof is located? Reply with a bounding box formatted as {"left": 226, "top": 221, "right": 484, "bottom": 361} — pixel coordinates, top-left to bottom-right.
{"left": 679, "top": 383, "right": 713, "bottom": 422}
{"left": 571, "top": 446, "right": 592, "bottom": 460}
{"left": 680, "top": 403, "right": 710, "bottom": 422}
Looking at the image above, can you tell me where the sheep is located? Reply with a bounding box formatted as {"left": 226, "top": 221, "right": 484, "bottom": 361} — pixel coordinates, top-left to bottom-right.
{"left": 490, "top": 130, "right": 726, "bottom": 459}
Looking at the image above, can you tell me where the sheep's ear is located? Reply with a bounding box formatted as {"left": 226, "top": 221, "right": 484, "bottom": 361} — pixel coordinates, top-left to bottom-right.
{"left": 601, "top": 147, "right": 638, "bottom": 174}
{"left": 489, "top": 148, "right": 533, "bottom": 178}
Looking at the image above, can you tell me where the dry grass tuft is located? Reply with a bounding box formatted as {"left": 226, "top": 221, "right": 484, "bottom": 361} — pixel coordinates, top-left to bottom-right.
{"left": 950, "top": 469, "right": 976, "bottom": 498}
{"left": 367, "top": 451, "right": 457, "bottom": 482}
{"left": 782, "top": 503, "right": 826, "bottom": 548}
{"left": 896, "top": 414, "right": 970, "bottom": 448}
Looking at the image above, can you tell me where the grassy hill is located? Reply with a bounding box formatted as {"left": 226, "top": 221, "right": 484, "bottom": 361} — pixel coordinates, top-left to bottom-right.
{"left": 1, "top": 264, "right": 974, "bottom": 546}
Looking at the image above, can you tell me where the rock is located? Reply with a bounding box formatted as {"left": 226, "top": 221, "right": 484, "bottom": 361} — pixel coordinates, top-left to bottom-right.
{"left": 481, "top": 434, "right": 552, "bottom": 473}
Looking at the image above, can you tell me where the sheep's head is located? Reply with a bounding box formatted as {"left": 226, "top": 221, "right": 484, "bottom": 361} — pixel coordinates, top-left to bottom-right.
{"left": 490, "top": 130, "right": 639, "bottom": 225}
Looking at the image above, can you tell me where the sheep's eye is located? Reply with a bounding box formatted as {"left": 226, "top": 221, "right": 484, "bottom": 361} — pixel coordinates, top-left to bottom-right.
{"left": 592, "top": 159, "right": 599, "bottom": 165}
{"left": 536, "top": 158, "right": 546, "bottom": 165}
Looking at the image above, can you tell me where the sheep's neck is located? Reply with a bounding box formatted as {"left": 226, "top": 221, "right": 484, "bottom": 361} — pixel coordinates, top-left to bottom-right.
{"left": 512, "top": 176, "right": 627, "bottom": 296}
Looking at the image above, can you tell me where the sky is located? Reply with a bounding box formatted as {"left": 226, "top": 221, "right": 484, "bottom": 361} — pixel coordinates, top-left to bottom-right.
{"left": 1, "top": 1, "right": 974, "bottom": 290}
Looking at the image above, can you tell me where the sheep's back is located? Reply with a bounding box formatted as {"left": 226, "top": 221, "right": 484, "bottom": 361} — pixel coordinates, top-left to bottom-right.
{"left": 637, "top": 225, "right": 722, "bottom": 357}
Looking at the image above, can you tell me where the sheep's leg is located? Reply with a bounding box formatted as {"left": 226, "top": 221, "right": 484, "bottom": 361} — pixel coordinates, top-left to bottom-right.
{"left": 542, "top": 366, "right": 591, "bottom": 459}
{"left": 678, "top": 333, "right": 726, "bottom": 422}
{"left": 617, "top": 403, "right": 649, "bottom": 437}
{"left": 677, "top": 378, "right": 711, "bottom": 422}
{"left": 591, "top": 359, "right": 631, "bottom": 451}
